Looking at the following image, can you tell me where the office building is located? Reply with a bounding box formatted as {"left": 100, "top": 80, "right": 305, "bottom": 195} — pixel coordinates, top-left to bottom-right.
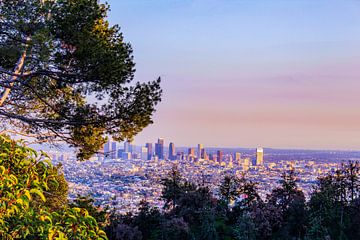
{"left": 141, "top": 147, "right": 148, "bottom": 161}
{"left": 235, "top": 152, "right": 241, "bottom": 161}
{"left": 155, "top": 138, "right": 164, "bottom": 160}
{"left": 169, "top": 142, "right": 176, "bottom": 160}
{"left": 256, "top": 147, "right": 264, "bottom": 166}
{"left": 201, "top": 148, "right": 207, "bottom": 160}
{"left": 243, "top": 157, "right": 251, "bottom": 171}
{"left": 145, "top": 143, "right": 153, "bottom": 160}
{"left": 121, "top": 152, "right": 131, "bottom": 160}
{"left": 124, "top": 140, "right": 132, "bottom": 153}
{"left": 197, "top": 143, "right": 203, "bottom": 159}
{"left": 111, "top": 142, "right": 117, "bottom": 159}
{"left": 217, "top": 150, "right": 223, "bottom": 163}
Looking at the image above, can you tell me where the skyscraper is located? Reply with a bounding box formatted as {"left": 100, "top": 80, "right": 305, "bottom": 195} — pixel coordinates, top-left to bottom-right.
{"left": 201, "top": 148, "right": 207, "bottom": 160}
{"left": 111, "top": 141, "right": 117, "bottom": 159}
{"left": 169, "top": 142, "right": 176, "bottom": 160}
{"left": 188, "top": 148, "right": 195, "bottom": 156}
{"left": 124, "top": 140, "right": 131, "bottom": 153}
{"left": 104, "top": 139, "right": 111, "bottom": 159}
{"left": 217, "top": 150, "right": 223, "bottom": 163}
{"left": 256, "top": 147, "right": 264, "bottom": 166}
{"left": 188, "top": 148, "right": 195, "bottom": 161}
{"left": 197, "top": 143, "right": 203, "bottom": 159}
{"left": 155, "top": 138, "right": 164, "bottom": 159}
{"left": 243, "top": 157, "right": 251, "bottom": 171}
{"left": 234, "top": 152, "right": 241, "bottom": 161}
{"left": 145, "top": 143, "right": 153, "bottom": 160}
{"left": 141, "top": 147, "right": 148, "bottom": 160}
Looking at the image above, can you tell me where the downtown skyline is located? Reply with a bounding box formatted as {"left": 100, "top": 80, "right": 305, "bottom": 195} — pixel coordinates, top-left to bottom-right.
{"left": 106, "top": 0, "right": 360, "bottom": 150}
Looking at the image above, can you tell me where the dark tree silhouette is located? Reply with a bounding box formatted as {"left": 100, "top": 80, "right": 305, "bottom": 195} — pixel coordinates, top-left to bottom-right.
{"left": 0, "top": 0, "right": 161, "bottom": 160}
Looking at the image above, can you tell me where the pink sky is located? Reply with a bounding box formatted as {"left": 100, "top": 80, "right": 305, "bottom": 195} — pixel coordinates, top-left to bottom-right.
{"left": 107, "top": 0, "right": 360, "bottom": 150}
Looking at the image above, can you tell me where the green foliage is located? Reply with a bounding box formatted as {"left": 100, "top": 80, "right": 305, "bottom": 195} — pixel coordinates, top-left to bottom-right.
{"left": 0, "top": 135, "right": 107, "bottom": 239}
{"left": 105, "top": 162, "right": 360, "bottom": 240}
{"left": 70, "top": 195, "right": 109, "bottom": 229}
{"left": 307, "top": 161, "right": 360, "bottom": 240}
{"left": 0, "top": 0, "right": 162, "bottom": 160}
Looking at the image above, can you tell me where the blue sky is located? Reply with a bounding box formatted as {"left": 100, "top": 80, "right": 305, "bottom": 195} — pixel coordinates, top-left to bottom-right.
{"left": 106, "top": 0, "right": 360, "bottom": 150}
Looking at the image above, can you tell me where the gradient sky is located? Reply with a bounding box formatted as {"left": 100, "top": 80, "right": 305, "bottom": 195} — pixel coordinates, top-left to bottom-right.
{"left": 106, "top": 0, "right": 360, "bottom": 150}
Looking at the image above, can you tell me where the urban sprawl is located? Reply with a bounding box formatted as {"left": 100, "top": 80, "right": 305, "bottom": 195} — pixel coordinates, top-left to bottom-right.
{"left": 50, "top": 138, "right": 360, "bottom": 213}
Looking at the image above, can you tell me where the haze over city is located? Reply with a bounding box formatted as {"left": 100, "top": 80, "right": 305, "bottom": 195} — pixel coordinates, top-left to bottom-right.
{"left": 106, "top": 0, "right": 360, "bottom": 150}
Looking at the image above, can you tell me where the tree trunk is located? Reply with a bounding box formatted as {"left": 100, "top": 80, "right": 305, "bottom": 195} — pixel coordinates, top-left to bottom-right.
{"left": 0, "top": 37, "right": 29, "bottom": 106}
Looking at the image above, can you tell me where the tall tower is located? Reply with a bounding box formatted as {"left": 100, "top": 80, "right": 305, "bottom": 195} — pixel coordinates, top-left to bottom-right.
{"left": 217, "top": 150, "right": 223, "bottom": 163}
{"left": 124, "top": 140, "right": 131, "bottom": 153}
{"left": 197, "top": 143, "right": 203, "bottom": 159}
{"left": 256, "top": 147, "right": 264, "bottom": 166}
{"left": 111, "top": 141, "right": 117, "bottom": 159}
{"left": 168, "top": 142, "right": 176, "bottom": 160}
{"left": 155, "top": 138, "right": 164, "bottom": 159}
{"left": 141, "top": 147, "right": 148, "bottom": 160}
{"left": 104, "top": 139, "right": 110, "bottom": 159}
{"left": 145, "top": 143, "right": 153, "bottom": 160}
{"left": 188, "top": 148, "right": 195, "bottom": 161}
{"left": 201, "top": 148, "right": 207, "bottom": 160}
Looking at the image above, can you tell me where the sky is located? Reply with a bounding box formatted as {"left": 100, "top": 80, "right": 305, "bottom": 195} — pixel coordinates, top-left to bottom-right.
{"left": 106, "top": 0, "right": 360, "bottom": 150}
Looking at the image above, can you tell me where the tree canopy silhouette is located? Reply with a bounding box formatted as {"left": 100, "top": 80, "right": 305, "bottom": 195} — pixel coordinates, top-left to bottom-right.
{"left": 0, "top": 0, "right": 162, "bottom": 160}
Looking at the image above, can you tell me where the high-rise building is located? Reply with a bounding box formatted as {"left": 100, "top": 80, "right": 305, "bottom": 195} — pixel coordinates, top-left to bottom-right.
{"left": 145, "top": 143, "right": 153, "bottom": 160}
{"left": 104, "top": 140, "right": 111, "bottom": 159}
{"left": 256, "top": 147, "right": 264, "bottom": 166}
{"left": 235, "top": 152, "right": 241, "bottom": 161}
{"left": 111, "top": 142, "right": 117, "bottom": 159}
{"left": 243, "top": 157, "right": 251, "bottom": 171}
{"left": 141, "top": 147, "right": 148, "bottom": 160}
{"left": 124, "top": 140, "right": 131, "bottom": 153}
{"left": 168, "top": 142, "right": 176, "bottom": 160}
{"left": 201, "top": 148, "right": 207, "bottom": 160}
{"left": 217, "top": 150, "right": 223, "bottom": 163}
{"left": 188, "top": 148, "right": 195, "bottom": 156}
{"left": 121, "top": 152, "right": 131, "bottom": 160}
{"left": 197, "top": 144, "right": 203, "bottom": 159}
{"left": 155, "top": 138, "right": 164, "bottom": 159}
{"left": 188, "top": 148, "right": 195, "bottom": 161}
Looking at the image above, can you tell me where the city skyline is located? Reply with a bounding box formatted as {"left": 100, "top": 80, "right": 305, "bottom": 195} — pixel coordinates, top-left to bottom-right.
{"left": 106, "top": 0, "right": 360, "bottom": 150}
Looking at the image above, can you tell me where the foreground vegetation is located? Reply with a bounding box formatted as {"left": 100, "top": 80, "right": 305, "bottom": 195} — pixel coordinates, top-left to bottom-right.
{"left": 0, "top": 135, "right": 107, "bottom": 239}
{"left": 2, "top": 135, "right": 360, "bottom": 239}
{"left": 104, "top": 162, "right": 360, "bottom": 240}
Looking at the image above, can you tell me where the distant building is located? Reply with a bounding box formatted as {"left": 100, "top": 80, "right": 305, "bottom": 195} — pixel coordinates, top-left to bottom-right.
{"left": 256, "top": 147, "right": 264, "bottom": 166}
{"left": 188, "top": 148, "right": 195, "bottom": 156}
{"left": 243, "top": 157, "right": 251, "bottom": 170}
{"left": 145, "top": 143, "right": 153, "bottom": 160}
{"left": 169, "top": 142, "right": 176, "bottom": 160}
{"left": 141, "top": 147, "right": 148, "bottom": 160}
{"left": 217, "top": 150, "right": 223, "bottom": 163}
{"left": 124, "top": 140, "right": 132, "bottom": 153}
{"left": 117, "top": 148, "right": 124, "bottom": 159}
{"left": 235, "top": 152, "right": 241, "bottom": 161}
{"left": 201, "top": 148, "right": 207, "bottom": 160}
{"left": 155, "top": 138, "right": 164, "bottom": 159}
{"left": 121, "top": 152, "right": 131, "bottom": 160}
{"left": 177, "top": 151, "right": 184, "bottom": 160}
{"left": 104, "top": 140, "right": 111, "bottom": 159}
{"left": 111, "top": 142, "right": 117, "bottom": 159}
{"left": 188, "top": 148, "right": 195, "bottom": 161}
{"left": 197, "top": 144, "right": 203, "bottom": 159}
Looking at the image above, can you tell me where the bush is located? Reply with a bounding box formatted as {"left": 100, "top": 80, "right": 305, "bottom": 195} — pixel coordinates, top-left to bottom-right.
{"left": 0, "top": 135, "right": 107, "bottom": 239}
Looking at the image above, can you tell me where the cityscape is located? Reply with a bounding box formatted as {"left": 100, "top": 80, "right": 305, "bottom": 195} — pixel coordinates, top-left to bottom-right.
{"left": 2, "top": 0, "right": 360, "bottom": 239}
{"left": 50, "top": 138, "right": 360, "bottom": 214}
